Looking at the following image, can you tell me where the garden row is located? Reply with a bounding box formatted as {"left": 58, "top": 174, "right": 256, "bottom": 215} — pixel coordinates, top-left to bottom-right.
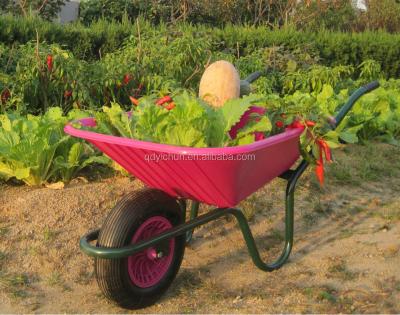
{"left": 0, "top": 83, "right": 399, "bottom": 186}
{"left": 1, "top": 15, "right": 400, "bottom": 77}
{"left": 0, "top": 32, "right": 388, "bottom": 115}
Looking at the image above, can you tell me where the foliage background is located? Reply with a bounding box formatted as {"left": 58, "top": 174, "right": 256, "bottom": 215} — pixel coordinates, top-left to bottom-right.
{"left": 0, "top": 0, "right": 400, "bottom": 185}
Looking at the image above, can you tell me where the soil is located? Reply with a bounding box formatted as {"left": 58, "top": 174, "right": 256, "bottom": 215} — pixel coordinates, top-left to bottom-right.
{"left": 0, "top": 143, "right": 399, "bottom": 313}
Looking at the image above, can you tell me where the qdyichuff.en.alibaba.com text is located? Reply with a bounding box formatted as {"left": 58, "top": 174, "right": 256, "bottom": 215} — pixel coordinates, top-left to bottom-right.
{"left": 144, "top": 153, "right": 256, "bottom": 163}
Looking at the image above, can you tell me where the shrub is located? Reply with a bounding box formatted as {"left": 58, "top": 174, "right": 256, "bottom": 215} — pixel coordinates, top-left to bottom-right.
{"left": 1, "top": 15, "right": 400, "bottom": 77}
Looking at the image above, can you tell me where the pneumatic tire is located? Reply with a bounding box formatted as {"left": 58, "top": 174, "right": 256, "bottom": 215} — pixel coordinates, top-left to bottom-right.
{"left": 94, "top": 188, "right": 185, "bottom": 309}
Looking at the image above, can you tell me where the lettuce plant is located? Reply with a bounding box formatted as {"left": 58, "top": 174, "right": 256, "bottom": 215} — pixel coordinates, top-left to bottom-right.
{"left": 0, "top": 108, "right": 107, "bottom": 185}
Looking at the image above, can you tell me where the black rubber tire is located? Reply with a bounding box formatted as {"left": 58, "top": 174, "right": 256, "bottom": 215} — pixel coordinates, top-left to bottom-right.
{"left": 94, "top": 188, "right": 185, "bottom": 309}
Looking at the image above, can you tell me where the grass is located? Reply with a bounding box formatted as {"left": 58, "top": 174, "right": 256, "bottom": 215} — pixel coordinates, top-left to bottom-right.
{"left": 303, "top": 285, "right": 358, "bottom": 313}
{"left": 304, "top": 285, "right": 338, "bottom": 304}
{"left": 47, "top": 272, "right": 63, "bottom": 286}
{"left": 0, "top": 225, "right": 10, "bottom": 237}
{"left": 302, "top": 197, "right": 332, "bottom": 226}
{"left": 269, "top": 229, "right": 284, "bottom": 242}
{"left": 0, "top": 251, "right": 6, "bottom": 262}
{"left": 302, "top": 212, "right": 319, "bottom": 227}
{"left": 347, "top": 205, "right": 364, "bottom": 215}
{"left": 373, "top": 204, "right": 400, "bottom": 221}
{"left": 75, "top": 270, "right": 94, "bottom": 285}
{"left": 327, "top": 260, "right": 357, "bottom": 281}
{"left": 327, "top": 163, "right": 359, "bottom": 185}
{"left": 327, "top": 143, "right": 400, "bottom": 185}
{"left": 318, "top": 290, "right": 337, "bottom": 303}
{"left": 338, "top": 228, "right": 354, "bottom": 239}
{"left": 0, "top": 272, "right": 30, "bottom": 299}
{"left": 43, "top": 227, "right": 57, "bottom": 242}
{"left": 174, "top": 269, "right": 204, "bottom": 293}
{"left": 241, "top": 194, "right": 274, "bottom": 221}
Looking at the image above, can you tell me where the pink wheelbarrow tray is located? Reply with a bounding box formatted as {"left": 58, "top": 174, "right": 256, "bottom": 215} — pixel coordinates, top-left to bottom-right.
{"left": 64, "top": 75, "right": 379, "bottom": 309}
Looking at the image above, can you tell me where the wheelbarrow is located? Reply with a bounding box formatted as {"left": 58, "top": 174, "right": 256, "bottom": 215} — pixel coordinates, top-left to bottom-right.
{"left": 64, "top": 74, "right": 379, "bottom": 309}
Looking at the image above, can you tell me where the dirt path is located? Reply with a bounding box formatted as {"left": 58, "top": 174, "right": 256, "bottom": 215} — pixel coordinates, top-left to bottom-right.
{"left": 0, "top": 144, "right": 399, "bottom": 313}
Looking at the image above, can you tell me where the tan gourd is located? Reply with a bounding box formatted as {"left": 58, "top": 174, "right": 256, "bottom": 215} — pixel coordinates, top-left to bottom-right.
{"left": 199, "top": 60, "right": 240, "bottom": 107}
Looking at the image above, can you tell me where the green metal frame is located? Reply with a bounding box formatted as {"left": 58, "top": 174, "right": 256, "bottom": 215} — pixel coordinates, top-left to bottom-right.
{"left": 79, "top": 80, "right": 379, "bottom": 272}
{"left": 80, "top": 160, "right": 306, "bottom": 271}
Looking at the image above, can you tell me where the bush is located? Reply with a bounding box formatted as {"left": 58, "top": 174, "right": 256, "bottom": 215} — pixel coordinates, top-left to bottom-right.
{"left": 1, "top": 15, "right": 400, "bottom": 78}
{"left": 0, "top": 15, "right": 137, "bottom": 60}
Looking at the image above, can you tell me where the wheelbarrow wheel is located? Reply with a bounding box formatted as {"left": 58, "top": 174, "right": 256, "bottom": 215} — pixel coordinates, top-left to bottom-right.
{"left": 95, "top": 188, "right": 185, "bottom": 309}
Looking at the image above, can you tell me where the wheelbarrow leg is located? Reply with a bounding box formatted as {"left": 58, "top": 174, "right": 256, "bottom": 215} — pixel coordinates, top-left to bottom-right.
{"left": 233, "top": 160, "right": 309, "bottom": 272}
{"left": 186, "top": 201, "right": 200, "bottom": 243}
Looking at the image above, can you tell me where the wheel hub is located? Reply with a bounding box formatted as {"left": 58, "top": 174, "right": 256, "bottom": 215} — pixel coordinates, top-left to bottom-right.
{"left": 128, "top": 216, "right": 175, "bottom": 288}
{"left": 146, "top": 247, "right": 165, "bottom": 260}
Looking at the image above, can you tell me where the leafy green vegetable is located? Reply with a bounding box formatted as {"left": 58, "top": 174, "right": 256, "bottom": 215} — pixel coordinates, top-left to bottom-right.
{"left": 0, "top": 108, "right": 107, "bottom": 185}
{"left": 93, "top": 92, "right": 272, "bottom": 148}
{"left": 53, "top": 141, "right": 109, "bottom": 183}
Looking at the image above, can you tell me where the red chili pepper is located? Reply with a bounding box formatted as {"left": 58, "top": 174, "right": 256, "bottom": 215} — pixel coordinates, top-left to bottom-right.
{"left": 164, "top": 102, "right": 175, "bottom": 110}
{"left": 317, "top": 139, "right": 332, "bottom": 162}
{"left": 129, "top": 96, "right": 139, "bottom": 106}
{"left": 314, "top": 138, "right": 332, "bottom": 185}
{"left": 156, "top": 95, "right": 172, "bottom": 106}
{"left": 64, "top": 90, "right": 72, "bottom": 99}
{"left": 275, "top": 120, "right": 284, "bottom": 128}
{"left": 315, "top": 157, "right": 324, "bottom": 185}
{"left": 287, "top": 120, "right": 304, "bottom": 129}
{"left": 46, "top": 54, "right": 53, "bottom": 72}
{"left": 123, "top": 74, "right": 132, "bottom": 85}
{"left": 305, "top": 120, "right": 316, "bottom": 127}
{"left": 1, "top": 88, "right": 10, "bottom": 104}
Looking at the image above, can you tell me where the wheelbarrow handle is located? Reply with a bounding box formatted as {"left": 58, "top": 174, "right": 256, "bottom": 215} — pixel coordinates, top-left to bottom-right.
{"left": 244, "top": 71, "right": 264, "bottom": 83}
{"left": 334, "top": 81, "right": 380, "bottom": 129}
{"left": 240, "top": 70, "right": 267, "bottom": 96}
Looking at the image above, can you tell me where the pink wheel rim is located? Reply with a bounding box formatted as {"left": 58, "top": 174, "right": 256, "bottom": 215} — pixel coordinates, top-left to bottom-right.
{"left": 128, "top": 216, "right": 175, "bottom": 288}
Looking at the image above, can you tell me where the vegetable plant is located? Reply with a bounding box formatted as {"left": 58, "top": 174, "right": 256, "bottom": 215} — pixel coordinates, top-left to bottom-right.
{"left": 0, "top": 108, "right": 107, "bottom": 185}
{"left": 92, "top": 93, "right": 272, "bottom": 148}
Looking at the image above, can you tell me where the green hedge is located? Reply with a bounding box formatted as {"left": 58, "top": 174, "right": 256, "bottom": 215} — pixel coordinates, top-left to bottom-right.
{"left": 212, "top": 26, "right": 400, "bottom": 78}
{"left": 1, "top": 15, "right": 400, "bottom": 77}
{"left": 0, "top": 15, "right": 136, "bottom": 60}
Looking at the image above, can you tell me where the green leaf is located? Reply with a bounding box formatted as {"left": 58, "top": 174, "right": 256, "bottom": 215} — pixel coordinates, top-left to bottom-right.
{"left": 81, "top": 155, "right": 110, "bottom": 168}
{"left": 324, "top": 140, "right": 340, "bottom": 149}
{"left": 45, "top": 107, "right": 64, "bottom": 122}
{"left": 103, "top": 103, "right": 132, "bottom": 138}
{"left": 324, "top": 130, "right": 339, "bottom": 141}
{"left": 317, "top": 84, "right": 334, "bottom": 103}
{"left": 0, "top": 115, "right": 12, "bottom": 132}
{"left": 15, "top": 167, "right": 30, "bottom": 180}
{"left": 220, "top": 94, "right": 264, "bottom": 133}
{"left": 0, "top": 162, "right": 14, "bottom": 180}
{"left": 339, "top": 131, "right": 358, "bottom": 144}
{"left": 235, "top": 116, "right": 271, "bottom": 139}
{"left": 286, "top": 59, "right": 297, "bottom": 72}
{"left": 237, "top": 134, "right": 255, "bottom": 145}
{"left": 67, "top": 142, "right": 83, "bottom": 166}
